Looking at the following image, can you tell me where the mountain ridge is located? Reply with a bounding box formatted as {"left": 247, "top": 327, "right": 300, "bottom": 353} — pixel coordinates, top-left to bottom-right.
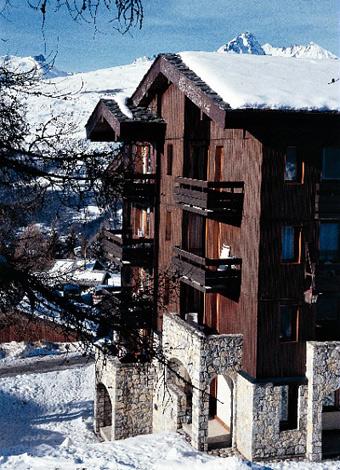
{"left": 218, "top": 32, "right": 338, "bottom": 60}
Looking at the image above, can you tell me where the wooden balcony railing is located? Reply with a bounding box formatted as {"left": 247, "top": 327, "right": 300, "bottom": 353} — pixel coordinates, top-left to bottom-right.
{"left": 315, "top": 182, "right": 340, "bottom": 218}
{"left": 173, "top": 246, "right": 241, "bottom": 292}
{"left": 174, "top": 177, "right": 244, "bottom": 219}
{"left": 102, "top": 229, "right": 153, "bottom": 267}
{"left": 123, "top": 173, "right": 156, "bottom": 206}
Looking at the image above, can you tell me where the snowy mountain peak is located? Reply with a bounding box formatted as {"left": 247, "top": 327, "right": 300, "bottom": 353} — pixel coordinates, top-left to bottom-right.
{"left": 218, "top": 33, "right": 338, "bottom": 60}
{"left": 262, "top": 41, "right": 338, "bottom": 60}
{"left": 217, "top": 32, "right": 265, "bottom": 55}
{"left": 0, "top": 54, "right": 72, "bottom": 78}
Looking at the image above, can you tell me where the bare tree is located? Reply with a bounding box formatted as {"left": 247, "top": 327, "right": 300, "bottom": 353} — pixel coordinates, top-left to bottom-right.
{"left": 1, "top": 0, "right": 143, "bottom": 33}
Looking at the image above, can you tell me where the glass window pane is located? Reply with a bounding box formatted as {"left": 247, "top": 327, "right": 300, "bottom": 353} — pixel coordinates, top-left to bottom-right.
{"left": 285, "top": 147, "right": 298, "bottom": 181}
{"left": 280, "top": 305, "right": 297, "bottom": 341}
{"left": 282, "top": 226, "right": 295, "bottom": 261}
{"left": 322, "top": 148, "right": 340, "bottom": 180}
{"left": 320, "top": 223, "right": 340, "bottom": 261}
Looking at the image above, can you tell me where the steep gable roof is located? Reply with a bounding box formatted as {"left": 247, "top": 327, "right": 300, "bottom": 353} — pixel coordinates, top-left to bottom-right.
{"left": 87, "top": 52, "right": 340, "bottom": 140}
{"left": 86, "top": 98, "right": 165, "bottom": 141}
{"left": 131, "top": 52, "right": 340, "bottom": 126}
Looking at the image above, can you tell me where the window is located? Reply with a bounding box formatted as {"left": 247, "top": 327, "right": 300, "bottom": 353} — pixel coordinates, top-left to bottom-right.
{"left": 214, "top": 146, "right": 223, "bottom": 182}
{"left": 284, "top": 147, "right": 302, "bottom": 182}
{"left": 280, "top": 304, "right": 298, "bottom": 342}
{"left": 165, "top": 211, "right": 172, "bottom": 241}
{"left": 281, "top": 226, "right": 301, "bottom": 263}
{"left": 166, "top": 144, "right": 173, "bottom": 176}
{"left": 322, "top": 147, "right": 340, "bottom": 180}
{"left": 323, "top": 390, "right": 340, "bottom": 411}
{"left": 279, "top": 384, "right": 299, "bottom": 431}
{"left": 320, "top": 222, "right": 340, "bottom": 262}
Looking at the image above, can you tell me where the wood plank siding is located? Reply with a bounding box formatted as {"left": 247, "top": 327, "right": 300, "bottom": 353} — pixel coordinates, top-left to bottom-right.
{"left": 88, "top": 54, "right": 340, "bottom": 381}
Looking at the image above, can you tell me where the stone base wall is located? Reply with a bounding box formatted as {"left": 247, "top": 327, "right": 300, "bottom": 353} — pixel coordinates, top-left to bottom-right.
{"left": 252, "top": 383, "right": 307, "bottom": 459}
{"left": 94, "top": 324, "right": 340, "bottom": 463}
{"left": 235, "top": 373, "right": 307, "bottom": 460}
{"left": 235, "top": 373, "right": 254, "bottom": 460}
{"left": 95, "top": 354, "right": 154, "bottom": 440}
{"left": 306, "top": 341, "right": 340, "bottom": 461}
{"left": 159, "top": 313, "right": 243, "bottom": 451}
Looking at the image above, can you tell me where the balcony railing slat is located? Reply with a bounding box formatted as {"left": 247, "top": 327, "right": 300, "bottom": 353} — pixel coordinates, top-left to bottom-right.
{"left": 173, "top": 246, "right": 241, "bottom": 291}
{"left": 174, "top": 177, "right": 244, "bottom": 217}
{"left": 102, "top": 229, "right": 154, "bottom": 267}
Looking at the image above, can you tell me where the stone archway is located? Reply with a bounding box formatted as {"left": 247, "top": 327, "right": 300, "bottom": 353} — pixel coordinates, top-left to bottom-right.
{"left": 159, "top": 313, "right": 243, "bottom": 452}
{"left": 95, "top": 383, "right": 112, "bottom": 441}
{"left": 208, "top": 374, "right": 234, "bottom": 449}
{"left": 167, "top": 358, "right": 193, "bottom": 438}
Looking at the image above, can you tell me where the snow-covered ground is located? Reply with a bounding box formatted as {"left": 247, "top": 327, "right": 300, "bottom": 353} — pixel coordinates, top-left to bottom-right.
{"left": 0, "top": 357, "right": 340, "bottom": 469}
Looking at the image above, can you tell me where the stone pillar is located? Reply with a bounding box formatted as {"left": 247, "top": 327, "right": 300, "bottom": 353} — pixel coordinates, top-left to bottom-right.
{"left": 191, "top": 385, "right": 209, "bottom": 451}
{"left": 306, "top": 343, "right": 322, "bottom": 462}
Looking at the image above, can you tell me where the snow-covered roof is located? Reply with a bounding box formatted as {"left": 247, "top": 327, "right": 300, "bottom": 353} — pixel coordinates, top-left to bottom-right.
{"left": 47, "top": 259, "right": 108, "bottom": 286}
{"left": 178, "top": 51, "right": 340, "bottom": 112}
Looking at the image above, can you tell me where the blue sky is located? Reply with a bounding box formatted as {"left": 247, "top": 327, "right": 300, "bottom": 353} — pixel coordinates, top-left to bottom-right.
{"left": 0, "top": 0, "right": 339, "bottom": 72}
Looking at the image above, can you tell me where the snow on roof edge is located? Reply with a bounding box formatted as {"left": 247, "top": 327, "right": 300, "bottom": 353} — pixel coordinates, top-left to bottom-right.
{"left": 178, "top": 51, "right": 340, "bottom": 113}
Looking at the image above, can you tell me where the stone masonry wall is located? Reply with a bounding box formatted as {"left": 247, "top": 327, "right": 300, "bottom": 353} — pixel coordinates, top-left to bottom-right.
{"left": 306, "top": 341, "right": 340, "bottom": 461}
{"left": 235, "top": 372, "right": 307, "bottom": 460}
{"left": 252, "top": 383, "right": 307, "bottom": 459}
{"left": 235, "top": 373, "right": 254, "bottom": 460}
{"left": 154, "top": 313, "right": 243, "bottom": 451}
{"left": 95, "top": 354, "right": 154, "bottom": 440}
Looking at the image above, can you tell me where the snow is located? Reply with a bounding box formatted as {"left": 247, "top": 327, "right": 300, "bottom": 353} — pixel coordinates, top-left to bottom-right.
{"left": 47, "top": 259, "right": 108, "bottom": 285}
{"left": 262, "top": 42, "right": 338, "bottom": 60}
{"left": 24, "top": 58, "right": 152, "bottom": 139}
{"left": 217, "top": 33, "right": 338, "bottom": 60}
{"left": 179, "top": 51, "right": 340, "bottom": 112}
{"left": 0, "top": 362, "right": 241, "bottom": 469}
{"left": 1, "top": 360, "right": 340, "bottom": 469}
{"left": 0, "top": 54, "right": 71, "bottom": 78}
{"left": 217, "top": 32, "right": 265, "bottom": 55}
{"left": 0, "top": 341, "right": 80, "bottom": 365}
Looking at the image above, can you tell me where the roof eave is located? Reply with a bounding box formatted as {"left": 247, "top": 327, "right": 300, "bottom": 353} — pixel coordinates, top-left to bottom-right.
{"left": 131, "top": 54, "right": 227, "bottom": 128}
{"left": 86, "top": 100, "right": 121, "bottom": 142}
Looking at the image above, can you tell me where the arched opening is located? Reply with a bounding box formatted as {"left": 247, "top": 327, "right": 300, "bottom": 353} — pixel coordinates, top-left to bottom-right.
{"left": 167, "top": 358, "right": 193, "bottom": 439}
{"left": 322, "top": 388, "right": 340, "bottom": 459}
{"left": 96, "top": 383, "right": 112, "bottom": 441}
{"left": 208, "top": 375, "right": 233, "bottom": 449}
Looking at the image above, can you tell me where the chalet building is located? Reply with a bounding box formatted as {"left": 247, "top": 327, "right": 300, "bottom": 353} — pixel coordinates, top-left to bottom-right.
{"left": 86, "top": 52, "right": 340, "bottom": 461}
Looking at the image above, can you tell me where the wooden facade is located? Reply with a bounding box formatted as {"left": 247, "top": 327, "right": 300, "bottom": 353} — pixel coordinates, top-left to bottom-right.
{"left": 87, "top": 54, "right": 340, "bottom": 382}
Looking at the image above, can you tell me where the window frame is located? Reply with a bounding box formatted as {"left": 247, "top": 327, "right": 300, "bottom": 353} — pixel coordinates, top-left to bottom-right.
{"left": 284, "top": 146, "right": 304, "bottom": 184}
{"left": 281, "top": 225, "right": 302, "bottom": 264}
{"left": 166, "top": 144, "right": 173, "bottom": 176}
{"left": 279, "top": 303, "right": 299, "bottom": 343}
{"left": 319, "top": 221, "right": 340, "bottom": 263}
{"left": 165, "top": 210, "right": 172, "bottom": 241}
{"left": 321, "top": 147, "right": 340, "bottom": 181}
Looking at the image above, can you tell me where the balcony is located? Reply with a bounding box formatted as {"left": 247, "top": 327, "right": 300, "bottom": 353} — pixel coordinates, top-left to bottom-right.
{"left": 123, "top": 174, "right": 157, "bottom": 207}
{"left": 102, "top": 229, "right": 153, "bottom": 267}
{"left": 174, "top": 177, "right": 244, "bottom": 221}
{"left": 173, "top": 246, "right": 241, "bottom": 293}
{"left": 315, "top": 182, "right": 340, "bottom": 219}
